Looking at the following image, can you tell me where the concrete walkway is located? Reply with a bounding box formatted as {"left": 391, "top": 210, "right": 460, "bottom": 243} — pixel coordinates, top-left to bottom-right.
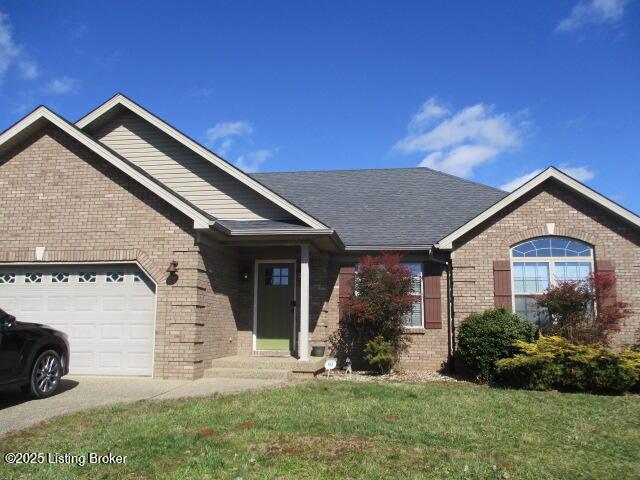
{"left": 0, "top": 375, "right": 285, "bottom": 436}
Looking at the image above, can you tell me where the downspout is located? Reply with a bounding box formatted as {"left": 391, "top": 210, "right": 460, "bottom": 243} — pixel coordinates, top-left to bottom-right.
{"left": 428, "top": 248, "right": 455, "bottom": 371}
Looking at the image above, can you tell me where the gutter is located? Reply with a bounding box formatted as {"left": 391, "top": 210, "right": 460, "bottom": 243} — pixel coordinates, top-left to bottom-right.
{"left": 428, "top": 247, "right": 456, "bottom": 371}
{"left": 344, "top": 244, "right": 434, "bottom": 251}
{"left": 209, "top": 222, "right": 345, "bottom": 250}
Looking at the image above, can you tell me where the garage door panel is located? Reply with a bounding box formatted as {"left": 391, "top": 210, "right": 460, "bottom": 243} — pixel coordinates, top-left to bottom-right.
{"left": 72, "top": 350, "right": 96, "bottom": 370}
{"left": 48, "top": 295, "right": 72, "bottom": 311}
{"left": 75, "top": 295, "right": 98, "bottom": 311}
{"left": 128, "top": 352, "right": 153, "bottom": 369}
{"left": 130, "top": 295, "right": 154, "bottom": 311}
{"left": 21, "top": 296, "right": 45, "bottom": 312}
{"left": 99, "top": 351, "right": 124, "bottom": 368}
{"left": 103, "top": 295, "right": 126, "bottom": 311}
{"left": 0, "top": 265, "right": 155, "bottom": 376}
{"left": 73, "top": 323, "right": 97, "bottom": 339}
{"left": 0, "top": 295, "right": 17, "bottom": 312}
{"left": 101, "top": 324, "right": 123, "bottom": 340}
{"left": 129, "top": 324, "right": 153, "bottom": 340}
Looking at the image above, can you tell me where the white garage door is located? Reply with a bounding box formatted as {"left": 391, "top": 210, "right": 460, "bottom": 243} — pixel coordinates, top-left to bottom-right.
{"left": 0, "top": 264, "right": 156, "bottom": 376}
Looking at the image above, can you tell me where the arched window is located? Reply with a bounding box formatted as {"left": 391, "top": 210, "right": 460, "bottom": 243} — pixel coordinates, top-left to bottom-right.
{"left": 510, "top": 237, "right": 594, "bottom": 323}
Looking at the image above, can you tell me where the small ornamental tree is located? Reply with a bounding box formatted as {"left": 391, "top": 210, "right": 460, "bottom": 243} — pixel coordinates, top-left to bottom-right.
{"left": 329, "top": 253, "right": 419, "bottom": 373}
{"left": 536, "top": 271, "right": 629, "bottom": 346}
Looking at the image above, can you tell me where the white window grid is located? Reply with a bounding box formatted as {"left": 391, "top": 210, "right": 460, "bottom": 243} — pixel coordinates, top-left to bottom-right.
{"left": 354, "top": 262, "right": 424, "bottom": 328}
{"left": 78, "top": 272, "right": 97, "bottom": 283}
{"left": 51, "top": 272, "right": 70, "bottom": 283}
{"left": 510, "top": 253, "right": 594, "bottom": 313}
{"left": 404, "top": 263, "right": 424, "bottom": 328}
{"left": 0, "top": 273, "right": 15, "bottom": 284}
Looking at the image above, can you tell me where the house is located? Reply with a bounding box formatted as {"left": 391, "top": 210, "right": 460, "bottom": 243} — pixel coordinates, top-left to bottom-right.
{"left": 0, "top": 93, "right": 638, "bottom": 379}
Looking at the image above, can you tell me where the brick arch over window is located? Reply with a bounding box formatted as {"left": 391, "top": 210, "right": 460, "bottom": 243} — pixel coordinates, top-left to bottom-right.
{"left": 0, "top": 248, "right": 165, "bottom": 282}
{"left": 506, "top": 227, "right": 598, "bottom": 251}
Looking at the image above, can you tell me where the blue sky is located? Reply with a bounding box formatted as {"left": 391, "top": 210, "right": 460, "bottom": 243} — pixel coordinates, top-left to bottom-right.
{"left": 0, "top": 1, "right": 638, "bottom": 211}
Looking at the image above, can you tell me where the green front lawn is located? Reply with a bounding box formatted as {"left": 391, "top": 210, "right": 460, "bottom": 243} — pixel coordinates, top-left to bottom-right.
{"left": 2, "top": 381, "right": 639, "bottom": 479}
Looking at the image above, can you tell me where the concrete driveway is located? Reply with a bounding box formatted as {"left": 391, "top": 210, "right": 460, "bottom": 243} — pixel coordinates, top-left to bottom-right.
{"left": 0, "top": 375, "right": 285, "bottom": 436}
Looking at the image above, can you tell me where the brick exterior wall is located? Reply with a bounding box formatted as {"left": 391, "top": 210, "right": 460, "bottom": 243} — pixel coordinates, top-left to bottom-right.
{"left": 4, "top": 128, "right": 637, "bottom": 380}
{"left": 311, "top": 256, "right": 451, "bottom": 371}
{"left": 0, "top": 127, "right": 239, "bottom": 379}
{"left": 451, "top": 181, "right": 640, "bottom": 350}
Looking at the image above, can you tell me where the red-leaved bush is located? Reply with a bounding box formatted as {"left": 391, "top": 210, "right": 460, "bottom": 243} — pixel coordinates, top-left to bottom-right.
{"left": 329, "top": 253, "right": 419, "bottom": 370}
{"left": 536, "top": 271, "right": 630, "bottom": 346}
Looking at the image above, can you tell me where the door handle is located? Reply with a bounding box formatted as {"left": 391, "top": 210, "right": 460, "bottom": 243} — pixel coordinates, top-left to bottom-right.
{"left": 290, "top": 300, "right": 297, "bottom": 307}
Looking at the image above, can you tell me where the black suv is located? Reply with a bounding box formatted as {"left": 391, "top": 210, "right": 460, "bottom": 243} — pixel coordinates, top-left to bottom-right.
{"left": 0, "top": 309, "right": 70, "bottom": 398}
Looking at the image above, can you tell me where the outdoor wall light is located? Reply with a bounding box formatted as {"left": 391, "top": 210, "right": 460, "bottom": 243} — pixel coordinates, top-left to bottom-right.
{"left": 240, "top": 267, "right": 251, "bottom": 282}
{"left": 166, "top": 261, "right": 179, "bottom": 273}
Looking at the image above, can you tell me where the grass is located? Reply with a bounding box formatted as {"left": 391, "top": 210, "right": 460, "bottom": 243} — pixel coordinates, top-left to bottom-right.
{"left": 1, "top": 381, "right": 639, "bottom": 479}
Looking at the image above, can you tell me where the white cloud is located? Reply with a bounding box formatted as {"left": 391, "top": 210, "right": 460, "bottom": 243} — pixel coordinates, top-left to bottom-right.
{"left": 205, "top": 121, "right": 253, "bottom": 143}
{"left": 500, "top": 169, "right": 544, "bottom": 191}
{"left": 556, "top": 0, "right": 629, "bottom": 32}
{"left": 18, "top": 59, "right": 38, "bottom": 79}
{"left": 205, "top": 120, "right": 253, "bottom": 156}
{"left": 204, "top": 120, "right": 274, "bottom": 171}
{"left": 0, "top": 12, "right": 19, "bottom": 80}
{"left": 561, "top": 166, "right": 595, "bottom": 182}
{"left": 408, "top": 97, "right": 450, "bottom": 131}
{"left": 188, "top": 87, "right": 212, "bottom": 98}
{"left": 45, "top": 76, "right": 76, "bottom": 94}
{"left": 395, "top": 98, "right": 527, "bottom": 177}
{"left": 235, "top": 149, "right": 272, "bottom": 173}
{"left": 0, "top": 10, "right": 40, "bottom": 82}
{"left": 500, "top": 165, "right": 595, "bottom": 191}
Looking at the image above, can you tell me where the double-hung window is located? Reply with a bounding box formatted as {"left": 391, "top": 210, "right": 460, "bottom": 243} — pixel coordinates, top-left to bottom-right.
{"left": 404, "top": 263, "right": 423, "bottom": 328}
{"left": 355, "top": 262, "right": 424, "bottom": 328}
{"left": 511, "top": 237, "right": 593, "bottom": 324}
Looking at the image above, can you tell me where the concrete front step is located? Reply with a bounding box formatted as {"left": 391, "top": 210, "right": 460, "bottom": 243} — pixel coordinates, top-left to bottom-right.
{"left": 205, "top": 355, "right": 327, "bottom": 379}
{"left": 203, "top": 367, "right": 290, "bottom": 380}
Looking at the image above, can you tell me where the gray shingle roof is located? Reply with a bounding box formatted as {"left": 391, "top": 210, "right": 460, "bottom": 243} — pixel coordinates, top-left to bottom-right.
{"left": 251, "top": 167, "right": 507, "bottom": 247}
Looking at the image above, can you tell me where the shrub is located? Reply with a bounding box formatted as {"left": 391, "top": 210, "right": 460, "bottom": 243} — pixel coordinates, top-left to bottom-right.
{"left": 620, "top": 350, "right": 640, "bottom": 392}
{"left": 536, "top": 272, "right": 629, "bottom": 346}
{"left": 457, "top": 308, "right": 537, "bottom": 382}
{"left": 329, "top": 253, "right": 419, "bottom": 372}
{"left": 497, "top": 336, "right": 638, "bottom": 394}
{"left": 364, "top": 336, "right": 396, "bottom": 374}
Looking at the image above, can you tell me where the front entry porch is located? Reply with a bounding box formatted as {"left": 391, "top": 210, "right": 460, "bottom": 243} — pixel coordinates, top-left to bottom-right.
{"left": 237, "top": 243, "right": 314, "bottom": 361}
{"left": 196, "top": 225, "right": 338, "bottom": 368}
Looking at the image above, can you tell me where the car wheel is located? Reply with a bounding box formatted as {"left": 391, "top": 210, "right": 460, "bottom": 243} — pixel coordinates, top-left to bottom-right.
{"left": 29, "top": 350, "right": 62, "bottom": 398}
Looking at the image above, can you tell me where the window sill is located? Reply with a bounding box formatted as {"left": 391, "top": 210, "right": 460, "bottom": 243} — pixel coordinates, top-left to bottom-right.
{"left": 403, "top": 328, "right": 426, "bottom": 335}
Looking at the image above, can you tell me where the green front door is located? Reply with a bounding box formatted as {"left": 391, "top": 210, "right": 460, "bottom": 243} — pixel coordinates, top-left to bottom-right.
{"left": 256, "top": 263, "right": 295, "bottom": 351}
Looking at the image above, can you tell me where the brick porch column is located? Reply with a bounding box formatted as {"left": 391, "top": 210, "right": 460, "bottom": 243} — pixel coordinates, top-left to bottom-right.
{"left": 299, "top": 243, "right": 310, "bottom": 361}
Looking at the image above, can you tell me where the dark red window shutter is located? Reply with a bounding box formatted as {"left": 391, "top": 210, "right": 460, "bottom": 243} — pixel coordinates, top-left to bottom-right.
{"left": 493, "top": 260, "right": 512, "bottom": 312}
{"left": 423, "top": 263, "right": 443, "bottom": 329}
{"left": 338, "top": 266, "right": 355, "bottom": 320}
{"left": 596, "top": 259, "right": 617, "bottom": 309}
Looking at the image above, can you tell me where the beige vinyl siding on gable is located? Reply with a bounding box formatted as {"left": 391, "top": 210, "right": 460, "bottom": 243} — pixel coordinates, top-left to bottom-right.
{"left": 92, "top": 111, "right": 294, "bottom": 221}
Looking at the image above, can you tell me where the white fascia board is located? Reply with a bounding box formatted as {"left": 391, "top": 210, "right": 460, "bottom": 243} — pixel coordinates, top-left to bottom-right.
{"left": 210, "top": 222, "right": 334, "bottom": 236}
{"left": 344, "top": 245, "right": 433, "bottom": 251}
{"left": 76, "top": 94, "right": 329, "bottom": 230}
{"left": 1, "top": 107, "right": 213, "bottom": 230}
{"left": 228, "top": 229, "right": 335, "bottom": 236}
{"left": 436, "top": 167, "right": 640, "bottom": 250}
